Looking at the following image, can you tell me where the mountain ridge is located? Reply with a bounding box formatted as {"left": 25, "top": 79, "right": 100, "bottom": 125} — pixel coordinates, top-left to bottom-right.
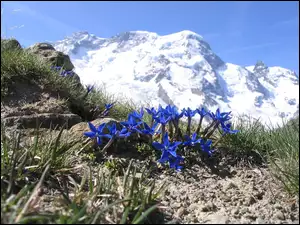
{"left": 51, "top": 30, "right": 299, "bottom": 126}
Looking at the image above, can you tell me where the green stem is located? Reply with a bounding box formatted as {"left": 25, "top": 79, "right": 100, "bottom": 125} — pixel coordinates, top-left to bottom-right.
{"left": 202, "top": 120, "right": 217, "bottom": 136}
{"left": 205, "top": 121, "right": 220, "bottom": 139}
{"left": 186, "top": 117, "right": 191, "bottom": 137}
{"left": 196, "top": 116, "right": 204, "bottom": 135}
{"left": 161, "top": 124, "right": 166, "bottom": 143}
{"left": 168, "top": 121, "right": 174, "bottom": 140}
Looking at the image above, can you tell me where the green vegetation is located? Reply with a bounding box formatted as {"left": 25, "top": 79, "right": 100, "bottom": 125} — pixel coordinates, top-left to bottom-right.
{"left": 218, "top": 115, "right": 299, "bottom": 196}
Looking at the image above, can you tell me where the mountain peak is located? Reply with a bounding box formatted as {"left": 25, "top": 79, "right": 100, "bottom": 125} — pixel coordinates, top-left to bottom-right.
{"left": 253, "top": 60, "right": 269, "bottom": 77}
{"left": 52, "top": 30, "right": 299, "bottom": 126}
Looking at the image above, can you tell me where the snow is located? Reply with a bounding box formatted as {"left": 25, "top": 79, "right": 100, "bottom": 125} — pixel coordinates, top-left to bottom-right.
{"left": 53, "top": 31, "right": 299, "bottom": 128}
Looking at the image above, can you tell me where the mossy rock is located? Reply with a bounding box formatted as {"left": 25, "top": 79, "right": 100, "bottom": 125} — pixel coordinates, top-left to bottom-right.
{"left": 1, "top": 38, "right": 22, "bottom": 51}
{"left": 26, "top": 43, "right": 75, "bottom": 71}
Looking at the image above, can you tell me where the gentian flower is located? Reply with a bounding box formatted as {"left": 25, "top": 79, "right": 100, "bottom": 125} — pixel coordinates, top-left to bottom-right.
{"left": 86, "top": 84, "right": 94, "bottom": 93}
{"left": 152, "top": 132, "right": 182, "bottom": 164}
{"left": 119, "top": 115, "right": 144, "bottom": 137}
{"left": 167, "top": 105, "right": 184, "bottom": 121}
{"left": 106, "top": 122, "right": 119, "bottom": 138}
{"left": 221, "top": 122, "right": 239, "bottom": 135}
{"left": 203, "top": 108, "right": 232, "bottom": 138}
{"left": 184, "top": 107, "right": 197, "bottom": 136}
{"left": 153, "top": 113, "right": 171, "bottom": 126}
{"left": 130, "top": 107, "right": 144, "bottom": 120}
{"left": 183, "top": 132, "right": 202, "bottom": 147}
{"left": 209, "top": 108, "right": 232, "bottom": 126}
{"left": 169, "top": 155, "right": 185, "bottom": 171}
{"left": 105, "top": 103, "right": 114, "bottom": 111}
{"left": 83, "top": 122, "right": 111, "bottom": 145}
{"left": 184, "top": 107, "right": 197, "bottom": 118}
{"left": 145, "top": 107, "right": 158, "bottom": 117}
{"left": 141, "top": 122, "right": 161, "bottom": 136}
{"left": 101, "top": 103, "right": 115, "bottom": 117}
{"left": 195, "top": 107, "right": 208, "bottom": 134}
{"left": 200, "top": 139, "right": 214, "bottom": 156}
{"left": 51, "top": 66, "right": 62, "bottom": 71}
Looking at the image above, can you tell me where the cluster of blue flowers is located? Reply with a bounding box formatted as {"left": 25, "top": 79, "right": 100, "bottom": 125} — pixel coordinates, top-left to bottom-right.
{"left": 50, "top": 66, "right": 75, "bottom": 77}
{"left": 83, "top": 103, "right": 239, "bottom": 172}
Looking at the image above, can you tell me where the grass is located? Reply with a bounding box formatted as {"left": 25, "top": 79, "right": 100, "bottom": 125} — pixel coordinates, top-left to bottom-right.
{"left": 1, "top": 38, "right": 299, "bottom": 224}
{"left": 1, "top": 38, "right": 137, "bottom": 122}
{"left": 217, "top": 114, "right": 299, "bottom": 196}
{"left": 1, "top": 122, "right": 166, "bottom": 224}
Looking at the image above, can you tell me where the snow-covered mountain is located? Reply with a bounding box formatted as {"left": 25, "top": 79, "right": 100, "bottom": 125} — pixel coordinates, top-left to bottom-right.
{"left": 52, "top": 30, "right": 299, "bottom": 126}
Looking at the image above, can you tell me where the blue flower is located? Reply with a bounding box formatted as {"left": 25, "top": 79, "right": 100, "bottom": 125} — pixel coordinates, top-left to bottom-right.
{"left": 119, "top": 115, "right": 144, "bottom": 137}
{"left": 183, "top": 132, "right": 202, "bottom": 147}
{"left": 86, "top": 84, "right": 94, "bottom": 93}
{"left": 209, "top": 108, "right": 232, "bottom": 125}
{"left": 166, "top": 105, "right": 184, "bottom": 121}
{"left": 152, "top": 132, "right": 182, "bottom": 164}
{"left": 83, "top": 122, "right": 112, "bottom": 145}
{"left": 153, "top": 113, "right": 171, "bottom": 126}
{"left": 184, "top": 107, "right": 197, "bottom": 118}
{"left": 169, "top": 155, "right": 185, "bottom": 171}
{"left": 141, "top": 122, "right": 161, "bottom": 136}
{"left": 51, "top": 66, "right": 62, "bottom": 71}
{"left": 145, "top": 107, "right": 158, "bottom": 117}
{"left": 200, "top": 139, "right": 214, "bottom": 156}
{"left": 221, "top": 122, "right": 239, "bottom": 135}
{"left": 196, "top": 107, "right": 208, "bottom": 118}
{"left": 130, "top": 108, "right": 144, "bottom": 120}
{"left": 105, "top": 103, "right": 114, "bottom": 111}
{"left": 106, "top": 122, "right": 119, "bottom": 138}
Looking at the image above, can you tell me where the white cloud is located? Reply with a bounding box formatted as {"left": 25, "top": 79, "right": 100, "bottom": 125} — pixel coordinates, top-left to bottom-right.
{"left": 3, "top": 2, "right": 79, "bottom": 34}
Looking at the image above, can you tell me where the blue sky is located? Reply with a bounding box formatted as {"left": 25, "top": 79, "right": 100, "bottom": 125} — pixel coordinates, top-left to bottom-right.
{"left": 1, "top": 1, "right": 299, "bottom": 73}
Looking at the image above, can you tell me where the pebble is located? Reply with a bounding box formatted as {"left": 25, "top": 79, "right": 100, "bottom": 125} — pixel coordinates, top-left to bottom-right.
{"left": 274, "top": 211, "right": 285, "bottom": 220}
{"left": 201, "top": 202, "right": 217, "bottom": 212}
{"left": 231, "top": 207, "right": 239, "bottom": 215}
{"left": 172, "top": 202, "right": 181, "bottom": 209}
{"left": 255, "top": 216, "right": 265, "bottom": 224}
{"left": 176, "top": 207, "right": 186, "bottom": 218}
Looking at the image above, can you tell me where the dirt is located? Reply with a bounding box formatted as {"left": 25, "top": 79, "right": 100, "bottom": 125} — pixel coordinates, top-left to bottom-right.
{"left": 153, "top": 162, "right": 299, "bottom": 224}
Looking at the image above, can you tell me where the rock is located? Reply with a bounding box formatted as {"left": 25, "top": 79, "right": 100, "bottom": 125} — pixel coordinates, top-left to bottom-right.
{"left": 255, "top": 216, "right": 265, "bottom": 224}
{"left": 26, "top": 43, "right": 74, "bottom": 71}
{"left": 240, "top": 217, "right": 251, "bottom": 224}
{"left": 176, "top": 207, "right": 186, "bottom": 217}
{"left": 69, "top": 118, "right": 121, "bottom": 139}
{"left": 172, "top": 202, "right": 181, "bottom": 209}
{"left": 223, "top": 181, "right": 237, "bottom": 191}
{"left": 206, "top": 213, "right": 230, "bottom": 224}
{"left": 2, "top": 113, "right": 82, "bottom": 130}
{"left": 231, "top": 207, "right": 239, "bottom": 215}
{"left": 201, "top": 202, "right": 217, "bottom": 212}
{"left": 1, "top": 38, "right": 22, "bottom": 51}
{"left": 274, "top": 203, "right": 283, "bottom": 210}
{"left": 245, "top": 196, "right": 256, "bottom": 206}
{"left": 274, "top": 211, "right": 285, "bottom": 220}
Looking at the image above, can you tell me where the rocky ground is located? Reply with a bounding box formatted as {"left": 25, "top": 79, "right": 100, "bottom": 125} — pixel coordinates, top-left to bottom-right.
{"left": 153, "top": 162, "right": 299, "bottom": 224}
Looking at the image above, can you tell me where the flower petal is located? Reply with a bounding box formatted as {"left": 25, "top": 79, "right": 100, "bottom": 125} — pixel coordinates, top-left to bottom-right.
{"left": 192, "top": 132, "right": 197, "bottom": 140}
{"left": 168, "top": 149, "right": 177, "bottom": 158}
{"left": 163, "top": 132, "right": 169, "bottom": 146}
{"left": 88, "top": 122, "right": 97, "bottom": 133}
{"left": 98, "top": 123, "right": 106, "bottom": 132}
{"left": 83, "top": 131, "right": 96, "bottom": 138}
{"left": 158, "top": 150, "right": 169, "bottom": 164}
{"left": 97, "top": 136, "right": 102, "bottom": 145}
